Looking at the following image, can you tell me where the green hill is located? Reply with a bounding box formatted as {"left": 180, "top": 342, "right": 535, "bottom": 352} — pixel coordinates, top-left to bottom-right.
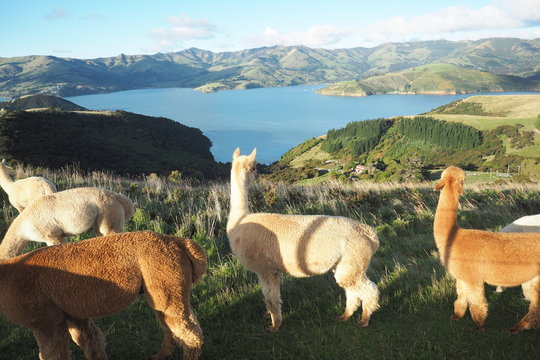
{"left": 1, "top": 38, "right": 539, "bottom": 97}
{"left": 0, "top": 94, "right": 87, "bottom": 111}
{"left": 266, "top": 95, "right": 540, "bottom": 183}
{"left": 0, "top": 108, "right": 226, "bottom": 178}
{"left": 316, "top": 64, "right": 540, "bottom": 96}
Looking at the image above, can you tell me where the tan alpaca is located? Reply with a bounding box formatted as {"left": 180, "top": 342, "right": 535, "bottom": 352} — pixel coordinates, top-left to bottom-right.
{"left": 0, "top": 187, "right": 134, "bottom": 259}
{"left": 0, "top": 159, "right": 57, "bottom": 212}
{"left": 227, "top": 148, "right": 380, "bottom": 331}
{"left": 0, "top": 231, "right": 206, "bottom": 360}
{"left": 433, "top": 166, "right": 540, "bottom": 333}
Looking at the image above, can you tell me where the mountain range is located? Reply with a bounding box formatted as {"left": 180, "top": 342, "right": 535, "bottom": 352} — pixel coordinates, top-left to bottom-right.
{"left": 1, "top": 37, "right": 539, "bottom": 97}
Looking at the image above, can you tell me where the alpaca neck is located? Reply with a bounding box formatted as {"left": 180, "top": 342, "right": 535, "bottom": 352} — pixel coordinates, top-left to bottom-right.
{"left": 433, "top": 185, "right": 460, "bottom": 255}
{"left": 0, "top": 165, "right": 14, "bottom": 190}
{"left": 227, "top": 171, "right": 249, "bottom": 231}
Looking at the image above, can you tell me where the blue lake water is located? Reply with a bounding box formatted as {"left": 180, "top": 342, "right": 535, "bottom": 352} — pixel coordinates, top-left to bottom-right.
{"left": 63, "top": 86, "right": 527, "bottom": 163}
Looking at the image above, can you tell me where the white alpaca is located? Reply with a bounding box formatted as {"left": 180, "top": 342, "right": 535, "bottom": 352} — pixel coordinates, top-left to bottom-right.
{"left": 495, "top": 214, "right": 540, "bottom": 292}
{"left": 0, "top": 187, "right": 134, "bottom": 259}
{"left": 0, "top": 159, "right": 57, "bottom": 212}
{"left": 501, "top": 214, "right": 540, "bottom": 233}
{"left": 226, "top": 148, "right": 380, "bottom": 331}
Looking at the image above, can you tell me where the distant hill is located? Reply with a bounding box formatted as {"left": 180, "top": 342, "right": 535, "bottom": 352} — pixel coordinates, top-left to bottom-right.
{"left": 1, "top": 38, "right": 539, "bottom": 97}
{"left": 0, "top": 108, "right": 226, "bottom": 178}
{"left": 0, "top": 94, "right": 87, "bottom": 111}
{"left": 266, "top": 95, "right": 540, "bottom": 182}
{"left": 316, "top": 64, "right": 540, "bottom": 96}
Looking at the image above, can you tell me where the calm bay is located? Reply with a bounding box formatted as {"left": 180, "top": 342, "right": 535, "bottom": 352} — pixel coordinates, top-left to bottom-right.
{"left": 66, "top": 86, "right": 522, "bottom": 164}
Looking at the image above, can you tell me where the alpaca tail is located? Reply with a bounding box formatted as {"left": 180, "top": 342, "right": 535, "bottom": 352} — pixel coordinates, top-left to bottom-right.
{"left": 177, "top": 237, "right": 208, "bottom": 284}
{"left": 115, "top": 193, "right": 135, "bottom": 221}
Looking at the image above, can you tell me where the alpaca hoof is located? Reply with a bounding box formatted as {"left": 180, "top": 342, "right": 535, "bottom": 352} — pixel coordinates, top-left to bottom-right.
{"left": 337, "top": 315, "right": 349, "bottom": 322}
{"left": 508, "top": 324, "right": 525, "bottom": 334}
{"left": 450, "top": 314, "right": 461, "bottom": 321}
{"left": 358, "top": 319, "right": 369, "bottom": 328}
{"left": 267, "top": 325, "right": 280, "bottom": 332}
{"left": 475, "top": 326, "right": 485, "bottom": 332}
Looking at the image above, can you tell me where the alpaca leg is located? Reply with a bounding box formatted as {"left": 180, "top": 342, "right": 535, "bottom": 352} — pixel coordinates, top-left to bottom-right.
{"left": 510, "top": 277, "right": 540, "bottom": 334}
{"left": 338, "top": 287, "right": 361, "bottom": 322}
{"left": 43, "top": 234, "right": 67, "bottom": 246}
{"left": 451, "top": 279, "right": 469, "bottom": 321}
{"left": 357, "top": 277, "right": 380, "bottom": 327}
{"left": 141, "top": 257, "right": 203, "bottom": 359}
{"left": 337, "top": 276, "right": 379, "bottom": 327}
{"left": 67, "top": 317, "right": 108, "bottom": 360}
{"left": 96, "top": 205, "right": 126, "bottom": 235}
{"left": 459, "top": 281, "right": 488, "bottom": 331}
{"left": 95, "top": 218, "right": 123, "bottom": 236}
{"left": 33, "top": 323, "right": 71, "bottom": 360}
{"left": 152, "top": 312, "right": 176, "bottom": 360}
{"left": 153, "top": 310, "right": 203, "bottom": 360}
{"left": 258, "top": 272, "right": 282, "bottom": 332}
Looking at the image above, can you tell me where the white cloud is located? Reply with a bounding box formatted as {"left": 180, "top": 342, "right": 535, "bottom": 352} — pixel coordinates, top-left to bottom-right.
{"left": 370, "top": 5, "right": 522, "bottom": 37}
{"left": 151, "top": 14, "right": 216, "bottom": 50}
{"left": 45, "top": 7, "right": 68, "bottom": 20}
{"left": 342, "top": 1, "right": 540, "bottom": 48}
{"left": 242, "top": 1, "right": 540, "bottom": 50}
{"left": 80, "top": 13, "right": 107, "bottom": 20}
{"left": 501, "top": 0, "right": 540, "bottom": 23}
{"left": 244, "top": 24, "right": 350, "bottom": 48}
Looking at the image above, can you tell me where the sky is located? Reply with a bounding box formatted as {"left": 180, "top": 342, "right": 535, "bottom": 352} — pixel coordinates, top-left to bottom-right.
{"left": 2, "top": 0, "right": 540, "bottom": 59}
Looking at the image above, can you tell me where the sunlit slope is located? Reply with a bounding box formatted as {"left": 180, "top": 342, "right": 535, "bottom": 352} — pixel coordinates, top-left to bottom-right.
{"left": 317, "top": 64, "right": 540, "bottom": 96}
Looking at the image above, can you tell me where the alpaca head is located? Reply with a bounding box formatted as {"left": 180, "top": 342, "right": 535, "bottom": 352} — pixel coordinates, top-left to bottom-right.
{"left": 434, "top": 166, "right": 465, "bottom": 194}
{"left": 232, "top": 148, "right": 257, "bottom": 184}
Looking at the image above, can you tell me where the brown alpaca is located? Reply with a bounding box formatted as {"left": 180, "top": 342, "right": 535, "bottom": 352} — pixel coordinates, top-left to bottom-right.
{"left": 0, "top": 187, "right": 134, "bottom": 259}
{"left": 0, "top": 231, "right": 207, "bottom": 359}
{"left": 433, "top": 166, "right": 540, "bottom": 333}
{"left": 227, "top": 148, "right": 379, "bottom": 331}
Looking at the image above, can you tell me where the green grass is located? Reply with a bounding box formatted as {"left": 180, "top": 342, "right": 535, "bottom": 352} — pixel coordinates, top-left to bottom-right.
{"left": 431, "top": 114, "right": 538, "bottom": 131}
{"left": 0, "top": 167, "right": 539, "bottom": 359}
{"left": 428, "top": 95, "right": 540, "bottom": 131}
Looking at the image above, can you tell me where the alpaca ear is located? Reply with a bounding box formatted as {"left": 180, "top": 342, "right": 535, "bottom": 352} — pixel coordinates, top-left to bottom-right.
{"left": 455, "top": 179, "right": 464, "bottom": 195}
{"left": 248, "top": 148, "right": 257, "bottom": 161}
{"left": 434, "top": 179, "right": 445, "bottom": 191}
{"left": 233, "top": 148, "right": 240, "bottom": 159}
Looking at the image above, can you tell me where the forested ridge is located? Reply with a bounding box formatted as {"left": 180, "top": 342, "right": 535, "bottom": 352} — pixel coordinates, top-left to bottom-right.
{"left": 322, "top": 119, "right": 392, "bottom": 155}
{"left": 398, "top": 116, "right": 482, "bottom": 150}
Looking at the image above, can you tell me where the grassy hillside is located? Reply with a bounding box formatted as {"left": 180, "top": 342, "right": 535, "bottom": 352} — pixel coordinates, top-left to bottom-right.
{"left": 0, "top": 108, "right": 226, "bottom": 178}
{"left": 316, "top": 64, "right": 540, "bottom": 96}
{"left": 428, "top": 95, "right": 540, "bottom": 159}
{"left": 267, "top": 95, "right": 540, "bottom": 183}
{"left": 1, "top": 38, "right": 539, "bottom": 97}
{"left": 0, "top": 168, "right": 539, "bottom": 359}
